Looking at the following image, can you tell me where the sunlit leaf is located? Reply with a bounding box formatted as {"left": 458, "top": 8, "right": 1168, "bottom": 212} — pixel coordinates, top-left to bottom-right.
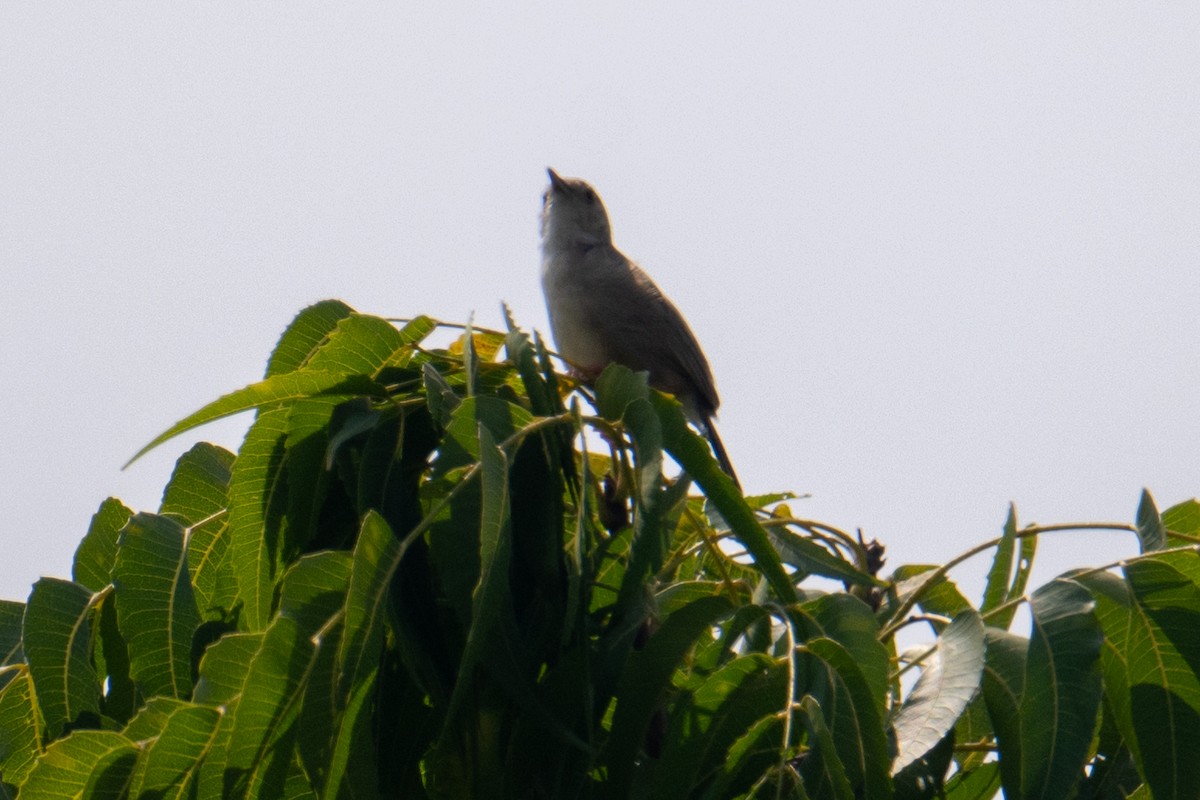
{"left": 112, "top": 513, "right": 200, "bottom": 699}
{"left": 1135, "top": 489, "right": 1168, "bottom": 553}
{"left": 23, "top": 578, "right": 100, "bottom": 739}
{"left": 0, "top": 666, "right": 41, "bottom": 786}
{"left": 892, "top": 610, "right": 984, "bottom": 772}
{"left": 19, "top": 729, "right": 138, "bottom": 799}
{"left": 72, "top": 497, "right": 132, "bottom": 593}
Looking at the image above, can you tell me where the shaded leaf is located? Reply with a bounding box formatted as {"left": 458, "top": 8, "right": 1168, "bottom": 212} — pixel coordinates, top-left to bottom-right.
{"left": 1122, "top": 558, "right": 1200, "bottom": 799}
{"left": 1019, "top": 578, "right": 1103, "bottom": 800}
{"left": 798, "top": 696, "right": 854, "bottom": 800}
{"left": 981, "top": 628, "right": 1027, "bottom": 798}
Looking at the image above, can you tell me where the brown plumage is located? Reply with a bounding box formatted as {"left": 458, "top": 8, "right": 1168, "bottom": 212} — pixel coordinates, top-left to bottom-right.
{"left": 539, "top": 168, "right": 739, "bottom": 487}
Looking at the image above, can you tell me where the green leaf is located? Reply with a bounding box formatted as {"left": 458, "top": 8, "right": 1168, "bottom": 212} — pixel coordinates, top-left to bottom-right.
{"left": 980, "top": 504, "right": 1017, "bottom": 617}
{"left": 124, "top": 702, "right": 221, "bottom": 800}
{"left": 891, "top": 565, "right": 972, "bottom": 623}
{"left": 942, "top": 761, "right": 1001, "bottom": 800}
{"left": 1162, "top": 498, "right": 1200, "bottom": 538}
{"left": 798, "top": 696, "right": 854, "bottom": 800}
{"left": 769, "top": 527, "right": 876, "bottom": 588}
{"left": 227, "top": 406, "right": 291, "bottom": 630}
{"left": 0, "top": 602, "right": 24, "bottom": 667}
{"left": 980, "top": 505, "right": 1036, "bottom": 631}
{"left": 23, "top": 578, "right": 101, "bottom": 739}
{"left": 796, "top": 594, "right": 891, "bottom": 723}
{"left": 323, "top": 666, "right": 382, "bottom": 800}
{"left": 127, "top": 369, "right": 387, "bottom": 467}
{"left": 1135, "top": 489, "right": 1168, "bottom": 553}
{"left": 278, "top": 551, "right": 352, "bottom": 636}
{"left": 653, "top": 654, "right": 789, "bottom": 800}
{"left": 159, "top": 443, "right": 236, "bottom": 617}
{"left": 0, "top": 666, "right": 41, "bottom": 786}
{"left": 192, "top": 633, "right": 264, "bottom": 799}
{"left": 804, "top": 637, "right": 893, "bottom": 800}
{"left": 18, "top": 730, "right": 138, "bottom": 800}
{"left": 438, "top": 396, "right": 534, "bottom": 470}
{"left": 224, "top": 615, "right": 320, "bottom": 799}
{"left": 72, "top": 498, "right": 133, "bottom": 593}
{"left": 646, "top": 390, "right": 798, "bottom": 603}
{"left": 981, "top": 628, "right": 1027, "bottom": 798}
{"left": 193, "top": 632, "right": 264, "bottom": 705}
{"left": 159, "top": 442, "right": 235, "bottom": 522}
{"left": 1121, "top": 558, "right": 1200, "bottom": 799}
{"left": 338, "top": 511, "right": 401, "bottom": 702}
{"left": 1019, "top": 578, "right": 1103, "bottom": 800}
{"left": 266, "top": 299, "right": 356, "bottom": 377}
{"left": 305, "top": 313, "right": 430, "bottom": 376}
{"left": 112, "top": 513, "right": 201, "bottom": 699}
{"left": 605, "top": 594, "right": 735, "bottom": 795}
{"left": 93, "top": 589, "right": 137, "bottom": 723}
{"left": 892, "top": 611, "right": 985, "bottom": 772}
{"left": 434, "top": 424, "right": 530, "bottom": 793}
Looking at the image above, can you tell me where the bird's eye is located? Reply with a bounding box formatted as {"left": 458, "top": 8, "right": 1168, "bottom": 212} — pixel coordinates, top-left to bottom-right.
{"left": 584, "top": 190, "right": 596, "bottom": 205}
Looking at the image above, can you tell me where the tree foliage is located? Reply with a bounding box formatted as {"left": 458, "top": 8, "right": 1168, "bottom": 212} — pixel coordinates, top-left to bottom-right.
{"left": 1, "top": 300, "right": 1198, "bottom": 798}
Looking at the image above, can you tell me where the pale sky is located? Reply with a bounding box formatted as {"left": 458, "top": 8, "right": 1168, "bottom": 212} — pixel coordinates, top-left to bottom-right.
{"left": 2, "top": 5, "right": 1198, "bottom": 605}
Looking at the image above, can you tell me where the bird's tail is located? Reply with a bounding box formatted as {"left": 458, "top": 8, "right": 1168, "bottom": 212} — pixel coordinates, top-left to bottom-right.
{"left": 701, "top": 417, "right": 741, "bottom": 491}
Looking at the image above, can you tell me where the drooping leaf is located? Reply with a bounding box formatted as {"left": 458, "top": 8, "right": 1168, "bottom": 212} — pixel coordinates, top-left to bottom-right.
{"left": 982, "top": 628, "right": 1028, "bottom": 798}
{"left": 804, "top": 637, "right": 894, "bottom": 799}
{"left": 72, "top": 497, "right": 133, "bottom": 593}
{"left": 605, "top": 594, "right": 735, "bottom": 795}
{"left": 112, "top": 513, "right": 201, "bottom": 699}
{"left": 123, "top": 701, "right": 221, "bottom": 800}
{"left": 18, "top": 729, "right": 138, "bottom": 800}
{"left": 798, "top": 695, "right": 855, "bottom": 800}
{"left": 223, "top": 615, "right": 320, "bottom": 799}
{"left": 652, "top": 653, "right": 790, "bottom": 800}
{"left": 23, "top": 578, "right": 100, "bottom": 739}
{"left": 227, "top": 406, "right": 291, "bottom": 631}
{"left": 337, "top": 511, "right": 402, "bottom": 702}
{"left": 1121, "top": 557, "right": 1200, "bottom": 799}
{"left": 1019, "top": 578, "right": 1103, "bottom": 800}
{"left": 892, "top": 610, "right": 985, "bottom": 772}
{"left": 266, "top": 299, "right": 356, "bottom": 377}
{"left": 159, "top": 442, "right": 236, "bottom": 617}
{"left": 0, "top": 666, "right": 41, "bottom": 787}
{"left": 127, "top": 370, "right": 387, "bottom": 467}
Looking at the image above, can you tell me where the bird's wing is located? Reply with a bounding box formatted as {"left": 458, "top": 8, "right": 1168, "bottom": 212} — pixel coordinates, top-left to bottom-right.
{"left": 583, "top": 253, "right": 721, "bottom": 417}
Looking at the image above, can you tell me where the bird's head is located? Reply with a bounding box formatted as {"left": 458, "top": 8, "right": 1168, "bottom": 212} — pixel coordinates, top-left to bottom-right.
{"left": 541, "top": 168, "right": 613, "bottom": 253}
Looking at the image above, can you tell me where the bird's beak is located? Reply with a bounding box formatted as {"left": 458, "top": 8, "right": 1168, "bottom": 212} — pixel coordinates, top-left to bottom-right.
{"left": 547, "top": 167, "right": 569, "bottom": 192}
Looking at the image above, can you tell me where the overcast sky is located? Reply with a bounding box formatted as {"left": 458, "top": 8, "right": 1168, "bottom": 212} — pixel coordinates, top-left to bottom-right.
{"left": 2, "top": 5, "right": 1197, "bottom": 606}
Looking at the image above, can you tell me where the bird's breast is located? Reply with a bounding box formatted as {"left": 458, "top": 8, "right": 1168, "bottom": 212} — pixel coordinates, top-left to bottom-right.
{"left": 541, "top": 251, "right": 611, "bottom": 372}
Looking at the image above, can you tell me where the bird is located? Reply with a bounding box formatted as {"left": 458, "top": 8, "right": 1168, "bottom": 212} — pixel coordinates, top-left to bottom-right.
{"left": 539, "top": 167, "right": 739, "bottom": 488}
